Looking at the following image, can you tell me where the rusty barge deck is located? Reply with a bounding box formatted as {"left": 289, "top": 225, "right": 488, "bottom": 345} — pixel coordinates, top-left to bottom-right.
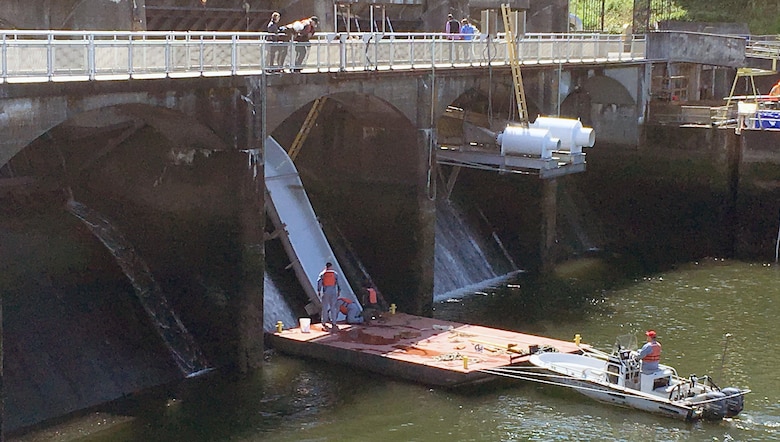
{"left": 267, "top": 312, "right": 584, "bottom": 387}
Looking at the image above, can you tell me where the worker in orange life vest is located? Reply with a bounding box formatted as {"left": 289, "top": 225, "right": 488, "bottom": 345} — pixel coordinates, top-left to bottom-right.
{"left": 770, "top": 79, "right": 780, "bottom": 97}
{"left": 361, "top": 279, "right": 388, "bottom": 323}
{"left": 636, "top": 330, "right": 662, "bottom": 373}
{"left": 317, "top": 262, "right": 340, "bottom": 332}
{"left": 337, "top": 297, "right": 364, "bottom": 324}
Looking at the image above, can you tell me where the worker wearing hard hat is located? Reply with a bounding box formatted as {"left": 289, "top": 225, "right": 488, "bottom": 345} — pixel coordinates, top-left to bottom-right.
{"left": 636, "top": 330, "right": 662, "bottom": 373}
{"left": 361, "top": 279, "right": 388, "bottom": 323}
{"left": 317, "top": 262, "right": 340, "bottom": 332}
{"left": 337, "top": 296, "right": 364, "bottom": 324}
{"left": 769, "top": 80, "right": 780, "bottom": 108}
{"left": 768, "top": 78, "right": 780, "bottom": 95}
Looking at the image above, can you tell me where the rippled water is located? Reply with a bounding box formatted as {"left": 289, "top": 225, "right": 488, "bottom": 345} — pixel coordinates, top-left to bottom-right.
{"left": 10, "top": 258, "right": 780, "bottom": 441}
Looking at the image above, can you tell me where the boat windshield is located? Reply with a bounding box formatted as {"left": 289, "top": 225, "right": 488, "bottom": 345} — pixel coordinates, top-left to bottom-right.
{"left": 612, "top": 334, "right": 638, "bottom": 353}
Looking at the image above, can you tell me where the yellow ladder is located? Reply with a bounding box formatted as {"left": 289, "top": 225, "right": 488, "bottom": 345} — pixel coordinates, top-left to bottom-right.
{"left": 288, "top": 97, "right": 327, "bottom": 161}
{"left": 501, "top": 4, "right": 529, "bottom": 126}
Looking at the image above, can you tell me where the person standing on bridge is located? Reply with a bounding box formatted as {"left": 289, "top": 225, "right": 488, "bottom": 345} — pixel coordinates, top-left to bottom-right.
{"left": 445, "top": 14, "right": 461, "bottom": 62}
{"left": 286, "top": 15, "right": 319, "bottom": 72}
{"left": 266, "top": 12, "right": 287, "bottom": 71}
{"left": 317, "top": 262, "right": 341, "bottom": 332}
{"left": 460, "top": 18, "right": 478, "bottom": 59}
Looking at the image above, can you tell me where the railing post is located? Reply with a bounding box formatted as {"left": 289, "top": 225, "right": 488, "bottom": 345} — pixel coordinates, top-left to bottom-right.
{"left": 260, "top": 34, "right": 266, "bottom": 72}
{"left": 47, "top": 33, "right": 54, "bottom": 81}
{"left": 409, "top": 35, "right": 414, "bottom": 69}
{"left": 339, "top": 33, "right": 346, "bottom": 71}
{"left": 165, "top": 33, "right": 173, "bottom": 77}
{"left": 388, "top": 35, "right": 394, "bottom": 68}
{"left": 372, "top": 33, "right": 378, "bottom": 70}
{"left": 199, "top": 34, "right": 205, "bottom": 75}
{"left": 1, "top": 33, "right": 6, "bottom": 81}
{"left": 88, "top": 33, "right": 95, "bottom": 81}
{"left": 128, "top": 33, "right": 134, "bottom": 78}
{"left": 231, "top": 34, "right": 238, "bottom": 75}
{"left": 431, "top": 36, "right": 436, "bottom": 68}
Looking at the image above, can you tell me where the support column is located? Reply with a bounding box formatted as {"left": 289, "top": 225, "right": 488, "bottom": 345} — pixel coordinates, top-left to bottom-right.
{"left": 725, "top": 131, "right": 741, "bottom": 258}
{"left": 540, "top": 177, "right": 558, "bottom": 273}
{"left": 1, "top": 292, "right": 4, "bottom": 442}
{"left": 131, "top": 0, "right": 147, "bottom": 31}
{"left": 233, "top": 80, "right": 266, "bottom": 372}
{"left": 407, "top": 73, "right": 438, "bottom": 317}
{"left": 411, "top": 128, "right": 437, "bottom": 317}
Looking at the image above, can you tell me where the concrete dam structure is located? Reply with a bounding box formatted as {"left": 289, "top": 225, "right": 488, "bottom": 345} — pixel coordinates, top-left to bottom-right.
{"left": 1, "top": 4, "right": 779, "bottom": 435}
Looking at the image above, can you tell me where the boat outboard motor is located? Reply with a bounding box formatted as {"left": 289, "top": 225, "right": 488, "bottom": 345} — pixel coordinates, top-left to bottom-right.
{"left": 689, "top": 391, "right": 727, "bottom": 420}
{"left": 721, "top": 387, "right": 745, "bottom": 417}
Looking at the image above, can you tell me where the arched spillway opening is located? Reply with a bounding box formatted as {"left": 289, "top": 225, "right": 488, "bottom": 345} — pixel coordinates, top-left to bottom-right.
{"left": 434, "top": 83, "right": 601, "bottom": 276}
{"left": 0, "top": 103, "right": 254, "bottom": 431}
{"left": 268, "top": 92, "right": 430, "bottom": 315}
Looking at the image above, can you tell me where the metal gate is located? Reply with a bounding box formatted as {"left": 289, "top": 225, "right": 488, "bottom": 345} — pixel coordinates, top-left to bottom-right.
{"left": 569, "top": 0, "right": 679, "bottom": 33}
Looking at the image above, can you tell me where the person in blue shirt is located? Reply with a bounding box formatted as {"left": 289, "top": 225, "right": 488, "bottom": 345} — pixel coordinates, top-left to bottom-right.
{"left": 460, "top": 18, "right": 477, "bottom": 41}
{"left": 459, "top": 18, "right": 478, "bottom": 59}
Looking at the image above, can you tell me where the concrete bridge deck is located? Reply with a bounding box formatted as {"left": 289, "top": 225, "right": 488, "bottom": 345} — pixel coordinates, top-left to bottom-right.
{"left": 0, "top": 30, "right": 647, "bottom": 83}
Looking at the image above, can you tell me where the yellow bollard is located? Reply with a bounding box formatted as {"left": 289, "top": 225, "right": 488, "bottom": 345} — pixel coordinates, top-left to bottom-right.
{"left": 276, "top": 321, "right": 284, "bottom": 333}
{"left": 574, "top": 334, "right": 581, "bottom": 346}
{"left": 463, "top": 355, "right": 468, "bottom": 370}
{"left": 389, "top": 303, "right": 397, "bottom": 314}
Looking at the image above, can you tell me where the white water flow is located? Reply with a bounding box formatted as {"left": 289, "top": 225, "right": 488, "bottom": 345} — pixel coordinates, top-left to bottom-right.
{"left": 66, "top": 199, "right": 210, "bottom": 377}
{"left": 263, "top": 274, "right": 298, "bottom": 332}
{"left": 434, "top": 198, "right": 518, "bottom": 301}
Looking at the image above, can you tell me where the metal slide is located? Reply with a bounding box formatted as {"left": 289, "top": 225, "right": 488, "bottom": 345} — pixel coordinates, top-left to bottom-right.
{"left": 264, "top": 136, "right": 360, "bottom": 319}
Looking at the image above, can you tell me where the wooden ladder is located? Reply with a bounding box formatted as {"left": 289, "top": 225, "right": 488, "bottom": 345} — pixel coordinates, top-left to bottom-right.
{"left": 501, "top": 4, "right": 529, "bottom": 126}
{"left": 288, "top": 97, "right": 327, "bottom": 161}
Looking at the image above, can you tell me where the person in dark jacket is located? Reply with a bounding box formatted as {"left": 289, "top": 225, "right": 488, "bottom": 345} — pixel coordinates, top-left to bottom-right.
{"left": 444, "top": 14, "right": 461, "bottom": 61}
{"left": 266, "top": 12, "right": 287, "bottom": 70}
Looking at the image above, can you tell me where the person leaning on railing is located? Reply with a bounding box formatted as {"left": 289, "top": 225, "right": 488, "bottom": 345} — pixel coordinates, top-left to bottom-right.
{"left": 284, "top": 15, "right": 319, "bottom": 72}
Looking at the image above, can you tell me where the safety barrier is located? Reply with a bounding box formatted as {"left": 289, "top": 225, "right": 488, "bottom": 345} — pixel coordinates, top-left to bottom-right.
{"left": 0, "top": 30, "right": 646, "bottom": 83}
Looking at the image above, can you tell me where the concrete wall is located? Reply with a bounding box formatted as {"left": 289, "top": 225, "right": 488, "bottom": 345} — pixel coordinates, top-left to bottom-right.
{"left": 647, "top": 31, "right": 746, "bottom": 68}
{"left": 0, "top": 0, "right": 140, "bottom": 30}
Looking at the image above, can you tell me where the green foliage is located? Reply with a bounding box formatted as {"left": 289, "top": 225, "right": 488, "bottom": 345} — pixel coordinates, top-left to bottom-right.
{"left": 569, "top": 0, "right": 780, "bottom": 34}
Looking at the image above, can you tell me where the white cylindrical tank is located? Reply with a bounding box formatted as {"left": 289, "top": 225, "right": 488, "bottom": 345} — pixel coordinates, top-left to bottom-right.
{"left": 531, "top": 116, "right": 595, "bottom": 154}
{"left": 498, "top": 125, "right": 560, "bottom": 159}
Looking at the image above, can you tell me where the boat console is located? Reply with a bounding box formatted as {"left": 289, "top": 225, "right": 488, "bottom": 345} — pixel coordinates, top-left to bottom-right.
{"left": 640, "top": 368, "right": 674, "bottom": 393}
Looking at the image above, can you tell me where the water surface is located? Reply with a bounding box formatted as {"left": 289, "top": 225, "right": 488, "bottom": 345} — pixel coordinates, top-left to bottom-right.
{"left": 10, "top": 259, "right": 780, "bottom": 441}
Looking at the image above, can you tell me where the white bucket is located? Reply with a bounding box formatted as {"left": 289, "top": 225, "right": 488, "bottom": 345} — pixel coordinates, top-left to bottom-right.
{"left": 299, "top": 317, "right": 311, "bottom": 333}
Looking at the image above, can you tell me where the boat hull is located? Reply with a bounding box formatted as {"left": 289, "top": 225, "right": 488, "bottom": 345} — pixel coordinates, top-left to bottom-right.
{"left": 554, "top": 376, "right": 694, "bottom": 420}
{"left": 528, "top": 352, "right": 731, "bottom": 421}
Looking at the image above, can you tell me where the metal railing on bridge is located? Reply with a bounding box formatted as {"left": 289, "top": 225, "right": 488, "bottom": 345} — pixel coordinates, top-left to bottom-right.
{"left": 746, "top": 35, "right": 780, "bottom": 61}
{"left": 0, "top": 30, "right": 646, "bottom": 83}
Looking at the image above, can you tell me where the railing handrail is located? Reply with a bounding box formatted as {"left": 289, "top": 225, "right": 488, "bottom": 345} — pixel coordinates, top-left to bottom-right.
{"left": 0, "top": 29, "right": 647, "bottom": 84}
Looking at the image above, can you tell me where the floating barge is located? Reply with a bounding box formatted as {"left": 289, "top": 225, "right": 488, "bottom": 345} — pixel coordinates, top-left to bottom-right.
{"left": 267, "top": 312, "right": 584, "bottom": 387}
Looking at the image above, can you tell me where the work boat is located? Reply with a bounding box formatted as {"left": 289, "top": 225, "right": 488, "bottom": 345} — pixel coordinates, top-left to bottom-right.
{"left": 484, "top": 335, "right": 749, "bottom": 421}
